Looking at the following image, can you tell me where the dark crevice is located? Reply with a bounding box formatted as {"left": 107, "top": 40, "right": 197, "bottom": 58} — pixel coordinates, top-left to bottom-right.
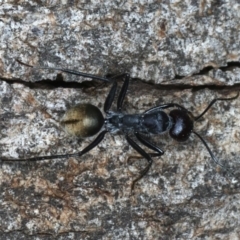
{"left": 194, "top": 61, "right": 240, "bottom": 76}
{"left": 174, "top": 74, "right": 185, "bottom": 80}
{"left": 0, "top": 75, "right": 106, "bottom": 89}
{"left": 158, "top": 83, "right": 240, "bottom": 92}
{"left": 160, "top": 83, "right": 240, "bottom": 96}
{"left": 0, "top": 61, "right": 240, "bottom": 91}
{"left": 1, "top": 75, "right": 240, "bottom": 94}
{"left": 130, "top": 78, "right": 240, "bottom": 93}
{"left": 163, "top": 62, "right": 240, "bottom": 80}
{"left": 219, "top": 61, "right": 240, "bottom": 71}
{"left": 196, "top": 66, "right": 214, "bottom": 75}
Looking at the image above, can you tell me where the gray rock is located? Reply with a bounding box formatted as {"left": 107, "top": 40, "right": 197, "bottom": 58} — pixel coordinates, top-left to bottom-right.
{"left": 1, "top": 1, "right": 240, "bottom": 239}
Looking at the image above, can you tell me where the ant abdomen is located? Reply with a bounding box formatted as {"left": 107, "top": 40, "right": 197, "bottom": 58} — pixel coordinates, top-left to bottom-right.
{"left": 169, "top": 109, "right": 194, "bottom": 142}
{"left": 60, "top": 103, "right": 104, "bottom": 138}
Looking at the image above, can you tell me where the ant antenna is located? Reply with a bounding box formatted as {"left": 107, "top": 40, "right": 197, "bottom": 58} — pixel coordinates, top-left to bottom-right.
{"left": 193, "top": 131, "right": 234, "bottom": 177}
{"left": 192, "top": 92, "right": 239, "bottom": 177}
{"left": 16, "top": 59, "right": 111, "bottom": 83}
{"left": 194, "top": 92, "right": 239, "bottom": 121}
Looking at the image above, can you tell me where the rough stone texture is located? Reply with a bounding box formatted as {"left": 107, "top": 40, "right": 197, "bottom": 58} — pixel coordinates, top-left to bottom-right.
{"left": 0, "top": 1, "right": 240, "bottom": 84}
{"left": 1, "top": 81, "right": 240, "bottom": 240}
{"left": 1, "top": 1, "right": 240, "bottom": 240}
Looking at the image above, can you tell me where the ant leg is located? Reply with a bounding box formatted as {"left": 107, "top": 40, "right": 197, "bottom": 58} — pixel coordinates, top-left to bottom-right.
{"left": 194, "top": 92, "right": 239, "bottom": 121}
{"left": 2, "top": 130, "right": 108, "bottom": 162}
{"left": 193, "top": 131, "right": 234, "bottom": 176}
{"left": 17, "top": 59, "right": 111, "bottom": 83}
{"left": 135, "top": 133, "right": 164, "bottom": 156}
{"left": 126, "top": 135, "right": 153, "bottom": 191}
{"left": 104, "top": 81, "right": 118, "bottom": 113}
{"left": 128, "top": 133, "right": 164, "bottom": 167}
{"left": 144, "top": 103, "right": 189, "bottom": 114}
{"left": 104, "top": 73, "right": 131, "bottom": 112}
{"left": 117, "top": 74, "right": 130, "bottom": 111}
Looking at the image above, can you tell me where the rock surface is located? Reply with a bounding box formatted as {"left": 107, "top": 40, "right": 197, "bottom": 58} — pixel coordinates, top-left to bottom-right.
{"left": 1, "top": 1, "right": 240, "bottom": 239}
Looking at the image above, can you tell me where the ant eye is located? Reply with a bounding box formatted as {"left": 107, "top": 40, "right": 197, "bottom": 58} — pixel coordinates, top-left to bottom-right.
{"left": 60, "top": 103, "right": 104, "bottom": 138}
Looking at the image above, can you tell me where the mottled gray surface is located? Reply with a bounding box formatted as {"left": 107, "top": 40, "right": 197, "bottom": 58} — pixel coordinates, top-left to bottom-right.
{"left": 1, "top": 80, "right": 240, "bottom": 239}
{"left": 1, "top": 1, "right": 240, "bottom": 84}
{"left": 1, "top": 1, "right": 240, "bottom": 240}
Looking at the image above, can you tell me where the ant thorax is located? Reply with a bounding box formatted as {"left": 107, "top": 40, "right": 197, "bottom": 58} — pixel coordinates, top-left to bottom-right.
{"left": 105, "top": 110, "right": 172, "bottom": 135}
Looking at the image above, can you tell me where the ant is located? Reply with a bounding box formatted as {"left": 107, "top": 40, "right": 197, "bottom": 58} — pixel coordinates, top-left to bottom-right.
{"left": 2, "top": 60, "right": 239, "bottom": 191}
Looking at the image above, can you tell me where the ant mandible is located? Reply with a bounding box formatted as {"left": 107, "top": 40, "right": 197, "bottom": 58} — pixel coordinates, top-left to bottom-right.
{"left": 2, "top": 60, "right": 239, "bottom": 190}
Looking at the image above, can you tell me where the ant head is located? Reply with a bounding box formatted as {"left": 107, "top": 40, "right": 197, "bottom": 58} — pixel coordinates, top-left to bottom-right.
{"left": 60, "top": 103, "right": 104, "bottom": 138}
{"left": 169, "top": 109, "right": 194, "bottom": 142}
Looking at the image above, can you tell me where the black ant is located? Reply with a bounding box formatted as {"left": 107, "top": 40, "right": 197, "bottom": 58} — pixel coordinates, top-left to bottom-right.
{"left": 2, "top": 60, "right": 239, "bottom": 190}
